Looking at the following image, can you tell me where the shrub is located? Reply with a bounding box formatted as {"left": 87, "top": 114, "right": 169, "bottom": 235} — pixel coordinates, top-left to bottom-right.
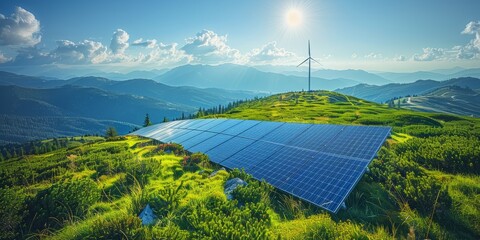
{"left": 84, "top": 213, "right": 143, "bottom": 240}
{"left": 0, "top": 188, "right": 27, "bottom": 240}
{"left": 232, "top": 180, "right": 273, "bottom": 206}
{"left": 156, "top": 143, "right": 185, "bottom": 155}
{"left": 146, "top": 223, "right": 189, "bottom": 240}
{"left": 368, "top": 148, "right": 451, "bottom": 215}
{"left": 29, "top": 178, "right": 101, "bottom": 230}
{"left": 182, "top": 196, "right": 272, "bottom": 239}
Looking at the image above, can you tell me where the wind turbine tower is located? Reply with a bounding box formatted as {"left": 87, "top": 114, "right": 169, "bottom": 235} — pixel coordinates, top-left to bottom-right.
{"left": 297, "top": 40, "right": 320, "bottom": 91}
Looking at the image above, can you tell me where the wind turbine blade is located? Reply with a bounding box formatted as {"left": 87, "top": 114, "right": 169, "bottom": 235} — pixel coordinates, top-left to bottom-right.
{"left": 297, "top": 58, "right": 309, "bottom": 67}
{"left": 308, "top": 40, "right": 311, "bottom": 57}
{"left": 310, "top": 57, "right": 322, "bottom": 66}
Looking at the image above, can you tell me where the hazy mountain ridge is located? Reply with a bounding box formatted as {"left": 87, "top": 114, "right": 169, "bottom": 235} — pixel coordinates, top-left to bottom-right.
{"left": 0, "top": 115, "right": 136, "bottom": 145}
{"left": 0, "top": 85, "right": 187, "bottom": 122}
{"left": 154, "top": 64, "right": 359, "bottom": 92}
{"left": 0, "top": 71, "right": 266, "bottom": 109}
{"left": 336, "top": 77, "right": 480, "bottom": 103}
{"left": 0, "top": 71, "right": 267, "bottom": 144}
{"left": 375, "top": 68, "right": 480, "bottom": 83}
{"left": 0, "top": 84, "right": 188, "bottom": 144}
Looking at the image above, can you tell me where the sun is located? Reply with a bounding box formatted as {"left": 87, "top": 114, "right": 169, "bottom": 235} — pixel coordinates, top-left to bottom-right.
{"left": 286, "top": 8, "right": 302, "bottom": 27}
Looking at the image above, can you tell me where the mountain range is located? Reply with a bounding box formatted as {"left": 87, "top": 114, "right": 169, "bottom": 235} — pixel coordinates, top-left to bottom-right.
{"left": 397, "top": 86, "right": 480, "bottom": 117}
{"left": 336, "top": 77, "right": 480, "bottom": 103}
{"left": 0, "top": 71, "right": 266, "bottom": 144}
{"left": 154, "top": 64, "right": 358, "bottom": 92}
{"left": 2, "top": 64, "right": 480, "bottom": 89}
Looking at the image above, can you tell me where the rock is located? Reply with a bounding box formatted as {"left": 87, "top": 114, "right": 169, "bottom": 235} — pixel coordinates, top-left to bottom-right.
{"left": 224, "top": 178, "right": 248, "bottom": 200}
{"left": 139, "top": 204, "right": 156, "bottom": 226}
{"left": 209, "top": 167, "right": 226, "bottom": 178}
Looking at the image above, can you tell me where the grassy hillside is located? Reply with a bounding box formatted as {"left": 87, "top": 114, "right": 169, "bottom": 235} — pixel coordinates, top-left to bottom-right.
{"left": 1, "top": 91, "right": 479, "bottom": 239}
{"left": 396, "top": 86, "right": 480, "bottom": 117}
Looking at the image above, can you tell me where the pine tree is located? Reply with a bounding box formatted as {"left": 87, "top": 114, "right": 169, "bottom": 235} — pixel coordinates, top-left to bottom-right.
{"left": 105, "top": 127, "right": 118, "bottom": 138}
{"left": 143, "top": 113, "right": 152, "bottom": 127}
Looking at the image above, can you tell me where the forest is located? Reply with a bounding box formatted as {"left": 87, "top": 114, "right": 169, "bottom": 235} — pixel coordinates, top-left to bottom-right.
{"left": 0, "top": 91, "right": 479, "bottom": 239}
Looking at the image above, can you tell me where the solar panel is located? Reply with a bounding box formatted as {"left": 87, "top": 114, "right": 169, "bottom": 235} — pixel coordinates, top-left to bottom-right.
{"left": 288, "top": 124, "right": 345, "bottom": 151}
{"left": 187, "top": 134, "right": 234, "bottom": 153}
{"left": 130, "top": 118, "right": 391, "bottom": 213}
{"left": 284, "top": 153, "right": 368, "bottom": 212}
{"left": 204, "top": 119, "right": 244, "bottom": 133}
{"left": 237, "top": 121, "right": 284, "bottom": 139}
{"left": 221, "top": 141, "right": 283, "bottom": 170}
{"left": 221, "top": 120, "right": 261, "bottom": 136}
{"left": 322, "top": 126, "right": 390, "bottom": 159}
{"left": 205, "top": 137, "right": 255, "bottom": 163}
{"left": 180, "top": 131, "right": 217, "bottom": 149}
{"left": 249, "top": 146, "right": 317, "bottom": 188}
{"left": 260, "top": 122, "right": 311, "bottom": 144}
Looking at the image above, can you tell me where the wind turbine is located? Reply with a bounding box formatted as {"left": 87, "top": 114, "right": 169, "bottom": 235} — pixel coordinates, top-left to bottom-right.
{"left": 297, "top": 40, "right": 321, "bottom": 92}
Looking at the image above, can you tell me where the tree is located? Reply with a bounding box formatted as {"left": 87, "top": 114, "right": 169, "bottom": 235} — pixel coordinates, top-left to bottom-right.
{"left": 143, "top": 113, "right": 152, "bottom": 127}
{"left": 163, "top": 117, "right": 169, "bottom": 123}
{"left": 105, "top": 127, "right": 118, "bottom": 138}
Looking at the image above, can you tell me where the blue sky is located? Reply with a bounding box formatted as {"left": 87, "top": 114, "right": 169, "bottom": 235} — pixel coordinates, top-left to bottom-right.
{"left": 0, "top": 0, "right": 479, "bottom": 72}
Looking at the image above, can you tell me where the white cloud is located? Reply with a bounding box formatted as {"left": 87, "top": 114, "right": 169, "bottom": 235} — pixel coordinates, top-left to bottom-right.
{"left": 181, "top": 29, "right": 241, "bottom": 63}
{"left": 351, "top": 53, "right": 358, "bottom": 59}
{"left": 248, "top": 41, "right": 295, "bottom": 64}
{"left": 411, "top": 21, "right": 480, "bottom": 61}
{"left": 51, "top": 40, "right": 108, "bottom": 64}
{"left": 135, "top": 42, "right": 191, "bottom": 65}
{"left": 457, "top": 20, "right": 480, "bottom": 59}
{"left": 110, "top": 29, "right": 129, "bottom": 55}
{"left": 394, "top": 55, "right": 406, "bottom": 61}
{"left": 413, "top": 48, "right": 445, "bottom": 61}
{"left": 0, "top": 7, "right": 41, "bottom": 46}
{"left": 0, "top": 52, "right": 11, "bottom": 63}
{"left": 364, "top": 52, "right": 383, "bottom": 59}
{"left": 132, "top": 38, "right": 157, "bottom": 48}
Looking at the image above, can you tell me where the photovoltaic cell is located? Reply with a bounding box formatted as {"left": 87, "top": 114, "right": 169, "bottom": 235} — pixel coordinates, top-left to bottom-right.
{"left": 204, "top": 119, "right": 244, "bottom": 133}
{"left": 284, "top": 153, "right": 367, "bottom": 212}
{"left": 130, "top": 118, "right": 391, "bottom": 213}
{"left": 168, "top": 129, "right": 203, "bottom": 143}
{"left": 205, "top": 137, "right": 255, "bottom": 163}
{"left": 194, "top": 119, "right": 227, "bottom": 131}
{"left": 221, "top": 141, "right": 283, "bottom": 170}
{"left": 237, "top": 121, "right": 284, "bottom": 139}
{"left": 180, "top": 131, "right": 217, "bottom": 149}
{"left": 221, "top": 120, "right": 261, "bottom": 136}
{"left": 288, "top": 124, "right": 345, "bottom": 151}
{"left": 260, "top": 122, "right": 311, "bottom": 144}
{"left": 187, "top": 134, "right": 234, "bottom": 153}
{"left": 249, "top": 146, "right": 317, "bottom": 188}
{"left": 322, "top": 126, "right": 390, "bottom": 160}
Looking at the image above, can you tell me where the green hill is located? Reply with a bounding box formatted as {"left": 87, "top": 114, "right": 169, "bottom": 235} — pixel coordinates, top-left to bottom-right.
{"left": 1, "top": 91, "right": 479, "bottom": 239}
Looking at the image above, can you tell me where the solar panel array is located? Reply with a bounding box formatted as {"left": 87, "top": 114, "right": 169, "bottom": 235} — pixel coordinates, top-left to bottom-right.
{"left": 131, "top": 119, "right": 391, "bottom": 213}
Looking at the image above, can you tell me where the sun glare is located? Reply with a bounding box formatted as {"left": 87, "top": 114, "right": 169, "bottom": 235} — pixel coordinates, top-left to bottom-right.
{"left": 286, "top": 8, "right": 302, "bottom": 27}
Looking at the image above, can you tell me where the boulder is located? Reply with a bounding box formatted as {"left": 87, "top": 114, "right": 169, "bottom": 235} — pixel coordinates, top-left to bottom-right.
{"left": 209, "top": 167, "right": 226, "bottom": 178}
{"left": 139, "top": 204, "right": 156, "bottom": 226}
{"left": 224, "top": 178, "right": 248, "bottom": 200}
